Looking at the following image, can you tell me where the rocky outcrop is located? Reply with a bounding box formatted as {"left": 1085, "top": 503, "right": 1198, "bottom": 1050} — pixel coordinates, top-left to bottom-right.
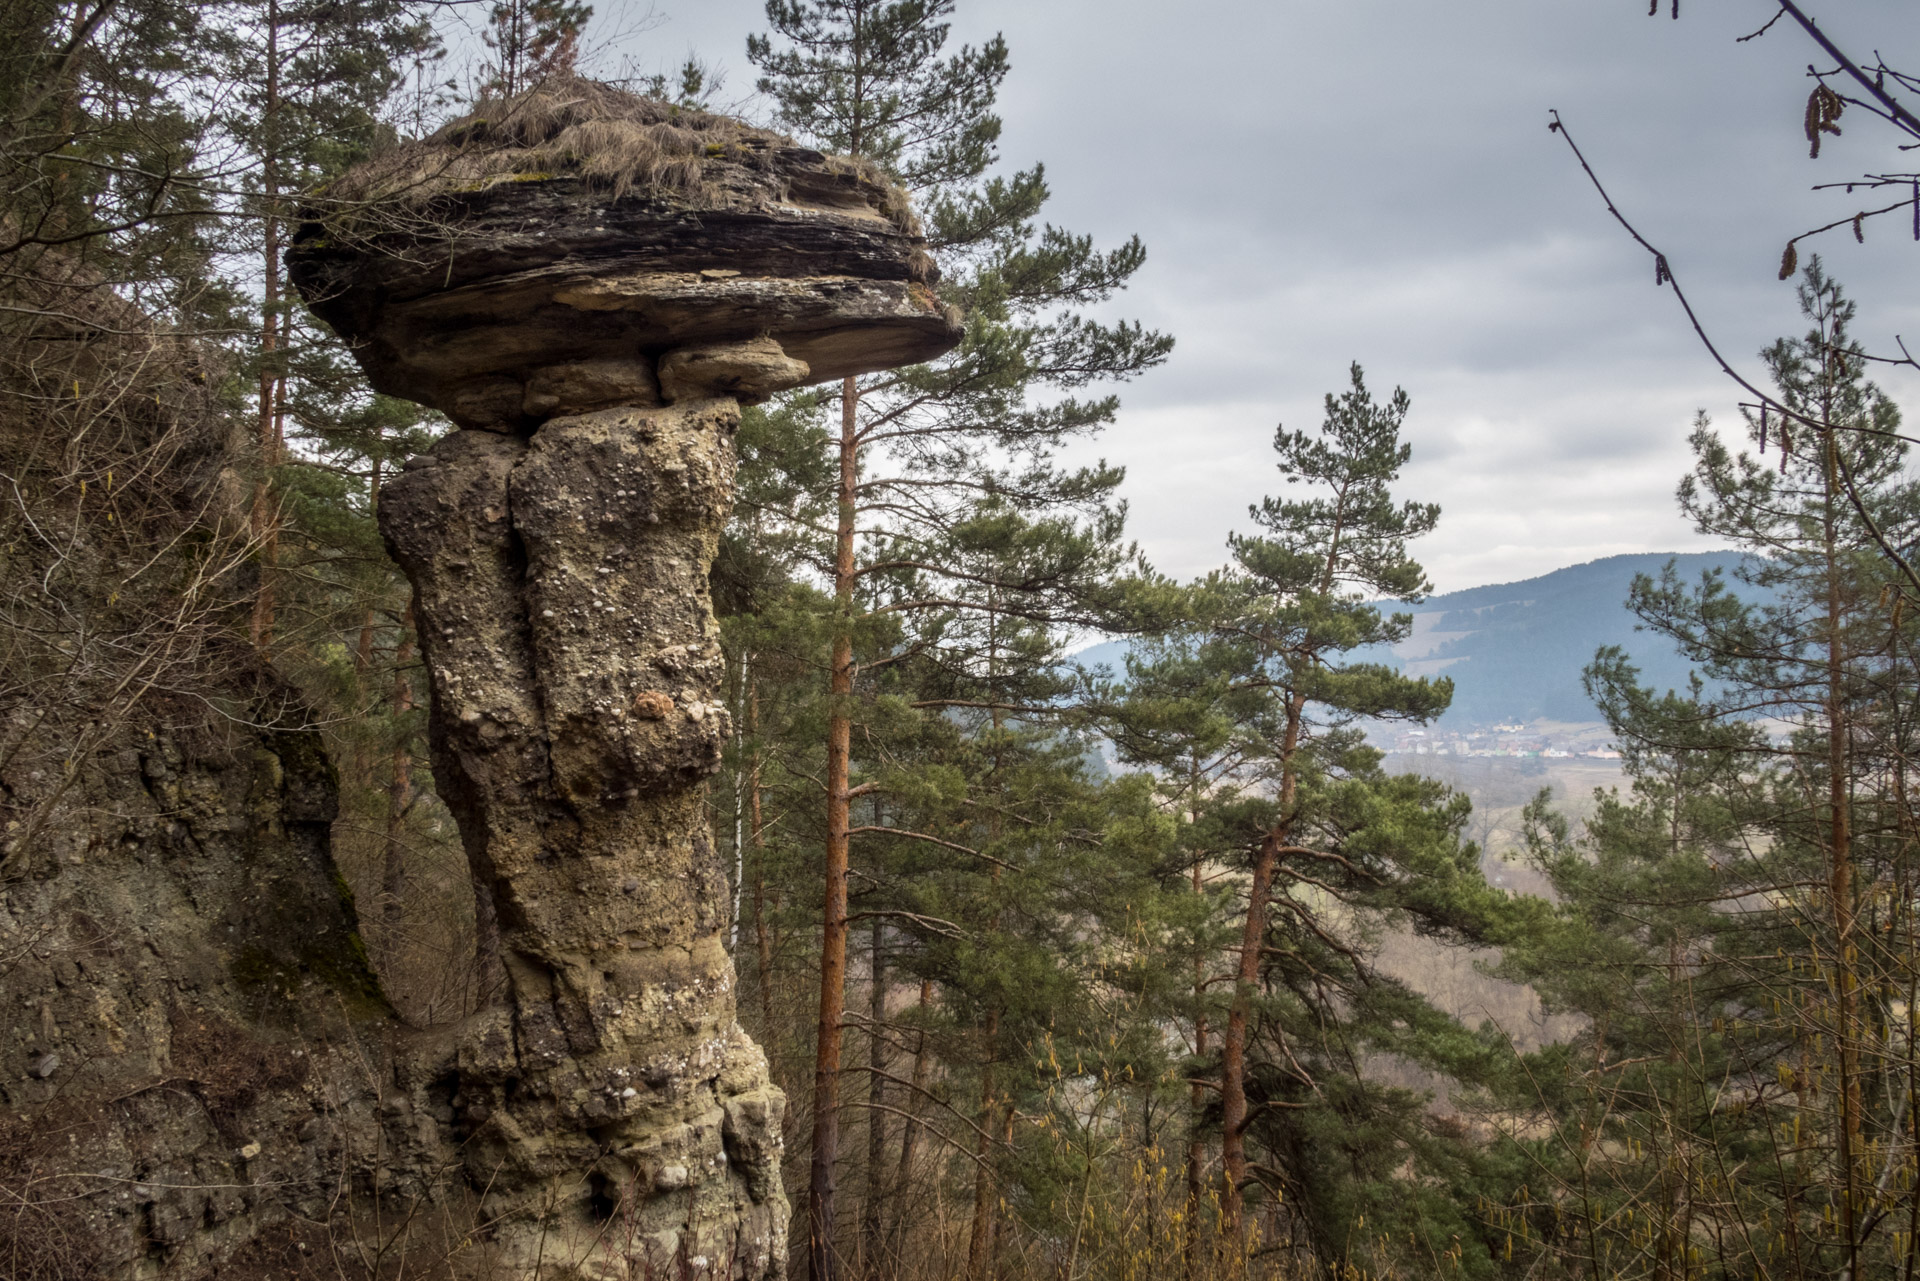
{"left": 288, "top": 78, "right": 960, "bottom": 434}
{"left": 288, "top": 79, "right": 963, "bottom": 1278}
{"left": 0, "top": 711, "right": 402, "bottom": 1279}
{"left": 0, "top": 262, "right": 406, "bottom": 1278}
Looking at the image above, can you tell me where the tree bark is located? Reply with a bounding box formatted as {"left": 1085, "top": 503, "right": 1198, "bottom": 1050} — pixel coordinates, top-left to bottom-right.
{"left": 732, "top": 652, "right": 752, "bottom": 952}
{"left": 967, "top": 634, "right": 1013, "bottom": 1279}
{"left": 352, "top": 607, "right": 376, "bottom": 786}
{"left": 1822, "top": 423, "right": 1862, "bottom": 1278}
{"left": 967, "top": 1009, "right": 1001, "bottom": 1281}
{"left": 1220, "top": 695, "right": 1303, "bottom": 1232}
{"left": 381, "top": 600, "right": 415, "bottom": 932}
{"left": 751, "top": 685, "right": 776, "bottom": 1039}
{"left": 860, "top": 917, "right": 888, "bottom": 1276}
{"left": 810, "top": 373, "right": 860, "bottom": 1281}
{"left": 891, "top": 976, "right": 933, "bottom": 1251}
{"left": 1186, "top": 758, "right": 1210, "bottom": 1277}
{"left": 248, "top": 0, "right": 282, "bottom": 658}
{"left": 1219, "top": 833, "right": 1273, "bottom": 1230}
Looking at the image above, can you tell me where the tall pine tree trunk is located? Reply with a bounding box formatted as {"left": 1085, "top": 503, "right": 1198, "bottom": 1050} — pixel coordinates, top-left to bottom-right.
{"left": 969, "top": 638, "right": 1008, "bottom": 1279}
{"left": 382, "top": 602, "right": 415, "bottom": 932}
{"left": 1220, "top": 695, "right": 1303, "bottom": 1232}
{"left": 811, "top": 373, "right": 860, "bottom": 1281}
{"left": 1822, "top": 422, "right": 1863, "bottom": 1278}
{"left": 731, "top": 653, "right": 751, "bottom": 952}
{"left": 1185, "top": 759, "right": 1209, "bottom": 1277}
{"left": 890, "top": 976, "right": 933, "bottom": 1251}
{"left": 753, "top": 827, "right": 775, "bottom": 1040}
{"left": 1219, "top": 837, "right": 1272, "bottom": 1231}
{"left": 967, "top": 1009, "right": 1001, "bottom": 1281}
{"left": 352, "top": 444, "right": 382, "bottom": 789}
{"left": 248, "top": 0, "right": 282, "bottom": 657}
{"left": 353, "top": 607, "right": 376, "bottom": 786}
{"left": 750, "top": 685, "right": 776, "bottom": 1040}
{"left": 860, "top": 918, "right": 888, "bottom": 1276}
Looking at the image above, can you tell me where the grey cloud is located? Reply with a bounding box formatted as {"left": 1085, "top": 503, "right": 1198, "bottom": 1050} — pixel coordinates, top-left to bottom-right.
{"left": 627, "top": 0, "right": 1920, "bottom": 590}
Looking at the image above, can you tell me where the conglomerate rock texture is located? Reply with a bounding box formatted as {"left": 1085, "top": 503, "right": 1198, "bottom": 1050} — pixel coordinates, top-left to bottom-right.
{"left": 0, "top": 263, "right": 408, "bottom": 1280}
{"left": 282, "top": 79, "right": 963, "bottom": 1278}
{"left": 377, "top": 403, "right": 787, "bottom": 1280}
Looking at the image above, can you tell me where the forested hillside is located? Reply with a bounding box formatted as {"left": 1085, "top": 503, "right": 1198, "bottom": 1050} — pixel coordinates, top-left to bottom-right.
{"left": 4, "top": 3, "right": 1920, "bottom": 1281}
{"left": 1388, "top": 552, "right": 1747, "bottom": 723}
{"left": 1079, "top": 551, "right": 1751, "bottom": 728}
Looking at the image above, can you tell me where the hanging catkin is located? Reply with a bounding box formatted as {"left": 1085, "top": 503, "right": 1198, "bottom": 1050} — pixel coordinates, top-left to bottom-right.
{"left": 1805, "top": 85, "right": 1844, "bottom": 159}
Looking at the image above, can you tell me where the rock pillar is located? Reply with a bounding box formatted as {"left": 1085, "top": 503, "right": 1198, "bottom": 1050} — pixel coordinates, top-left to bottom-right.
{"left": 383, "top": 378, "right": 782, "bottom": 1278}
{"left": 287, "top": 81, "right": 962, "bottom": 1279}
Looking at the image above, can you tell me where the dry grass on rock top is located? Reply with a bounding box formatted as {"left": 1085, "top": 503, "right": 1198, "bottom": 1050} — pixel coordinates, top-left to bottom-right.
{"left": 326, "top": 75, "right": 913, "bottom": 229}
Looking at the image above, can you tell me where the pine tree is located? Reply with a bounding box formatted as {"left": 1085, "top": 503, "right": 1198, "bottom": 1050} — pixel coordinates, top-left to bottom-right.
{"left": 0, "top": 0, "right": 226, "bottom": 314}
{"left": 1206, "top": 363, "right": 1454, "bottom": 1224}
{"left": 828, "top": 643, "right": 1191, "bottom": 1278}
{"left": 1156, "top": 365, "right": 1539, "bottom": 1269}
{"left": 1106, "top": 584, "right": 1519, "bottom": 1273}
{"left": 1094, "top": 631, "right": 1257, "bottom": 1275}
{"left": 1494, "top": 262, "right": 1920, "bottom": 1281}
{"left": 213, "top": 0, "right": 440, "bottom": 656}
{"left": 480, "top": 0, "right": 592, "bottom": 97}
{"left": 749, "top": 0, "right": 1005, "bottom": 192}
{"left": 748, "top": 6, "right": 1170, "bottom": 1275}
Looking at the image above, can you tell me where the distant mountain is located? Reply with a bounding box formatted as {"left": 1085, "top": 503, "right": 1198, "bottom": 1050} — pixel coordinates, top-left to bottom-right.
{"left": 1074, "top": 551, "right": 1753, "bottom": 726}
{"left": 1386, "top": 551, "right": 1746, "bottom": 725}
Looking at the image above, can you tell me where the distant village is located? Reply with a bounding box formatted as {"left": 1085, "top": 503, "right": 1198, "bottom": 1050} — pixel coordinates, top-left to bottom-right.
{"left": 1375, "top": 721, "right": 1622, "bottom": 760}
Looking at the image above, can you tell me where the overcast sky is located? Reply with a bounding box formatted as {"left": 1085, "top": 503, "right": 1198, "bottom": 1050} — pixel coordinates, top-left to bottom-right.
{"left": 585, "top": 0, "right": 1920, "bottom": 593}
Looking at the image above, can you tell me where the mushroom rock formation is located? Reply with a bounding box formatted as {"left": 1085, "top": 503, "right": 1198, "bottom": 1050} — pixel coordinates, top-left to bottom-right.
{"left": 289, "top": 78, "right": 959, "bottom": 433}
{"left": 287, "top": 80, "right": 962, "bottom": 1279}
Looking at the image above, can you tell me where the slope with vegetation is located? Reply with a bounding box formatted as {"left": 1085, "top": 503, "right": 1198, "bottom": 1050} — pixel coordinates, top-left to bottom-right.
{"left": 6, "top": 0, "right": 1920, "bottom": 1279}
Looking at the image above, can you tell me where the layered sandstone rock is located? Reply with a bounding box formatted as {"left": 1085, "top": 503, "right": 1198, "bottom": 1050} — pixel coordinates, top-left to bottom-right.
{"left": 289, "top": 79, "right": 962, "bottom": 1278}
{"left": 289, "top": 78, "right": 960, "bottom": 432}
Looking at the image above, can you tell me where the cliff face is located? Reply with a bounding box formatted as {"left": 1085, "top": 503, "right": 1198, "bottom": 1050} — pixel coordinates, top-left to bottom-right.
{"left": 0, "top": 263, "right": 410, "bottom": 1279}
{"left": 0, "top": 713, "right": 400, "bottom": 1278}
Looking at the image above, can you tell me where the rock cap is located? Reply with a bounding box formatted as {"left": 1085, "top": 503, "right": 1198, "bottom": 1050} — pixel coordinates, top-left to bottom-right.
{"left": 287, "top": 78, "right": 964, "bottom": 428}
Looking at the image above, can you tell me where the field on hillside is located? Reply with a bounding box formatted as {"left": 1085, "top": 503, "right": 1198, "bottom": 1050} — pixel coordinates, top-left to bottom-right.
{"left": 1363, "top": 747, "right": 1617, "bottom": 1097}
{"left": 1387, "top": 747, "right": 1624, "bottom": 895}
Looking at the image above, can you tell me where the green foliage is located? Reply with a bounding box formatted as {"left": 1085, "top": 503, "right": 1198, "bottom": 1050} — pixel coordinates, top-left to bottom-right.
{"left": 481, "top": 0, "right": 592, "bottom": 97}
{"left": 749, "top": 0, "right": 1007, "bottom": 192}
{"left": 1486, "top": 264, "right": 1920, "bottom": 1281}
{"left": 740, "top": 4, "right": 1186, "bottom": 1273}
{"left": 1063, "top": 365, "right": 1535, "bottom": 1278}
{"left": 0, "top": 0, "right": 227, "bottom": 315}
{"left": 1236, "top": 362, "right": 1439, "bottom": 601}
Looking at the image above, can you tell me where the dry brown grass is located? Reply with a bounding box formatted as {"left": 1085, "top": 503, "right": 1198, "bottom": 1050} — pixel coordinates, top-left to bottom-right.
{"left": 0, "top": 1101, "right": 109, "bottom": 1281}
{"left": 326, "top": 75, "right": 913, "bottom": 229}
